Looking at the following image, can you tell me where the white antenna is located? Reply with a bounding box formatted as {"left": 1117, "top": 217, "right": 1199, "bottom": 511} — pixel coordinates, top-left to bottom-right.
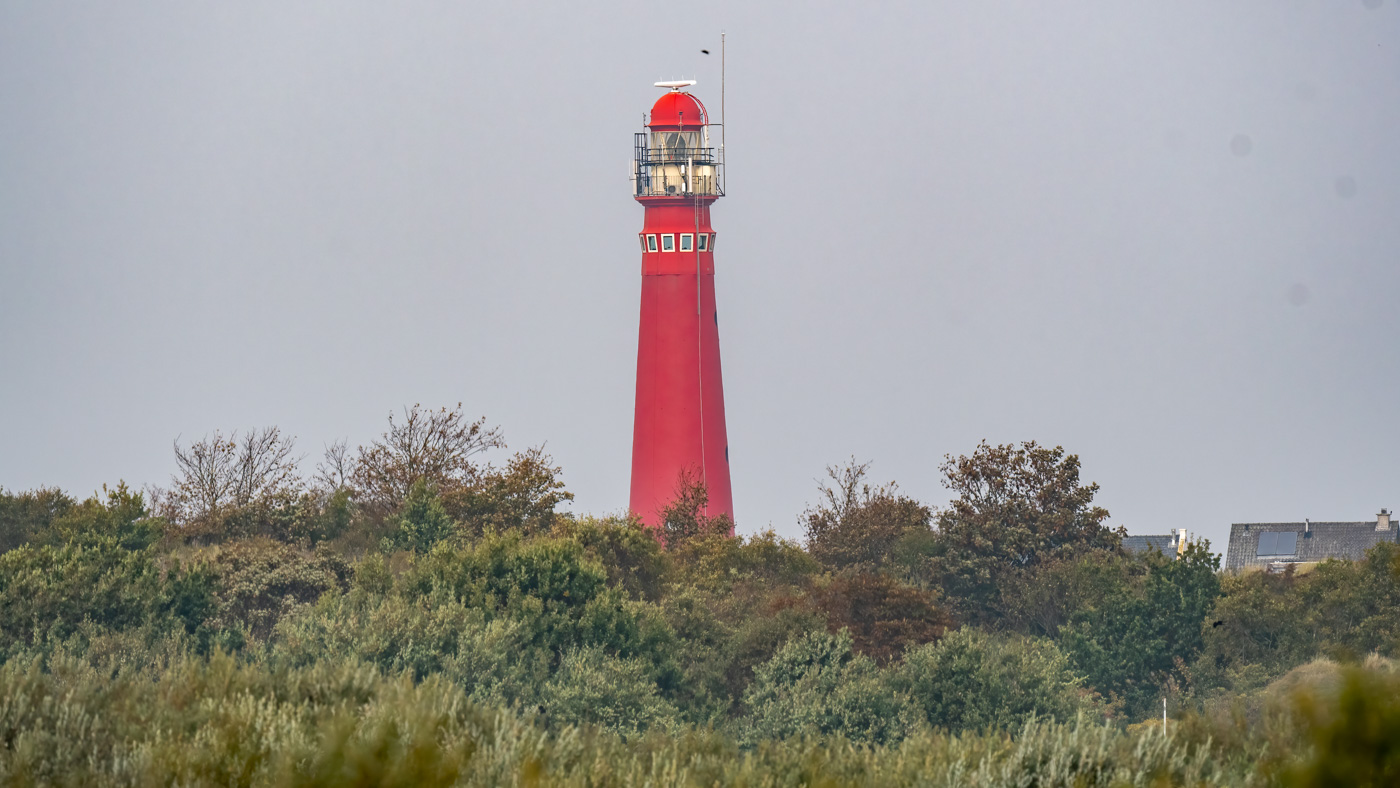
{"left": 655, "top": 80, "right": 696, "bottom": 91}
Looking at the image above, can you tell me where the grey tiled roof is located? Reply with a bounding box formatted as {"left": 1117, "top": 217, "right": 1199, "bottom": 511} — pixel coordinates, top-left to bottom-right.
{"left": 1223, "top": 522, "right": 1397, "bottom": 571}
{"left": 1123, "top": 535, "right": 1176, "bottom": 555}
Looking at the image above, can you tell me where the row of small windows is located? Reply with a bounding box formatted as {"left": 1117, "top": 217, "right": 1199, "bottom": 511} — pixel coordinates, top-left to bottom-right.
{"left": 639, "top": 233, "right": 716, "bottom": 254}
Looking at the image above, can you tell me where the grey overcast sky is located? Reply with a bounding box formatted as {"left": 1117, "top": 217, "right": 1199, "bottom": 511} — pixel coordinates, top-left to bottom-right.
{"left": 2, "top": 1, "right": 1397, "bottom": 553}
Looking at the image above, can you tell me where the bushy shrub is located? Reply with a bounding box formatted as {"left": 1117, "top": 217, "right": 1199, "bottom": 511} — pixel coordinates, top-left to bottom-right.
{"left": 272, "top": 533, "right": 684, "bottom": 727}
{"left": 741, "top": 629, "right": 920, "bottom": 745}
{"left": 894, "top": 627, "right": 1104, "bottom": 732}
{"left": 40, "top": 482, "right": 162, "bottom": 550}
{"left": 1277, "top": 664, "right": 1400, "bottom": 787}
{"left": 0, "top": 650, "right": 1242, "bottom": 786}
{"left": 669, "top": 529, "right": 820, "bottom": 597}
{"left": 271, "top": 590, "right": 548, "bottom": 703}
{"left": 11, "top": 452, "right": 1400, "bottom": 783}
{"left": 403, "top": 533, "right": 674, "bottom": 669}
{"left": 552, "top": 514, "right": 669, "bottom": 601}
{"left": 540, "top": 645, "right": 681, "bottom": 735}
{"left": 0, "top": 540, "right": 163, "bottom": 657}
{"left": 658, "top": 587, "right": 738, "bottom": 724}
{"left": 1195, "top": 542, "right": 1400, "bottom": 699}
{"left": 0, "top": 485, "right": 74, "bottom": 553}
{"left": 205, "top": 539, "right": 351, "bottom": 640}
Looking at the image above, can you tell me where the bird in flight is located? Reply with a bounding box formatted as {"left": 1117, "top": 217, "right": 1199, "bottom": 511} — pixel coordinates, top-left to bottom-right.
{"left": 701, "top": 49, "right": 710, "bottom": 55}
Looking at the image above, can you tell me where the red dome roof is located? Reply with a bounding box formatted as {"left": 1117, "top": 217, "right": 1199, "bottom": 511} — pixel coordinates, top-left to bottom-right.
{"left": 648, "top": 91, "right": 708, "bottom": 130}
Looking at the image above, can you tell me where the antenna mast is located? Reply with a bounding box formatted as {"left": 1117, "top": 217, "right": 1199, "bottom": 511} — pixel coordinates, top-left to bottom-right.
{"left": 721, "top": 31, "right": 726, "bottom": 194}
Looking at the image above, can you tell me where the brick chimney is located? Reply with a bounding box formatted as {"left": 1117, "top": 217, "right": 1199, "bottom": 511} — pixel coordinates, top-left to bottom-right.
{"left": 1378, "top": 509, "right": 1392, "bottom": 532}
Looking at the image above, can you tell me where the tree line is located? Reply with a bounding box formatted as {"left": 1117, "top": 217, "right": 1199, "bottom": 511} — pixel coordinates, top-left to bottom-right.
{"left": 1, "top": 404, "right": 1399, "bottom": 784}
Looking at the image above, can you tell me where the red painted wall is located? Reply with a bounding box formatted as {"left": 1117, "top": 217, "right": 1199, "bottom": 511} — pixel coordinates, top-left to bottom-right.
{"left": 629, "top": 196, "right": 734, "bottom": 529}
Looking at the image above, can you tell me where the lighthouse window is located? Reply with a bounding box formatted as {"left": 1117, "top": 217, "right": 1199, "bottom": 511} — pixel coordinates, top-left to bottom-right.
{"left": 646, "top": 234, "right": 658, "bottom": 252}
{"left": 661, "top": 234, "right": 675, "bottom": 252}
{"left": 697, "top": 233, "right": 708, "bottom": 252}
{"left": 707, "top": 234, "right": 717, "bottom": 252}
{"left": 653, "top": 131, "right": 700, "bottom": 161}
{"left": 639, "top": 235, "right": 648, "bottom": 252}
{"left": 679, "top": 234, "right": 693, "bottom": 252}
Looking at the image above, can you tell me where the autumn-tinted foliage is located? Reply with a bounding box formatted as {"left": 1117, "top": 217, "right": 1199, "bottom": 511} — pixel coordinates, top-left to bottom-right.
{"left": 6, "top": 421, "right": 1400, "bottom": 782}
{"left": 805, "top": 572, "right": 950, "bottom": 664}
{"left": 802, "top": 459, "right": 932, "bottom": 574}
{"left": 930, "top": 441, "right": 1121, "bottom": 624}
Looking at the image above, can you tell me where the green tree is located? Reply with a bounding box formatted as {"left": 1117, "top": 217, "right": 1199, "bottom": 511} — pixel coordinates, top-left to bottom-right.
{"left": 40, "top": 483, "right": 161, "bottom": 551}
{"left": 804, "top": 572, "right": 951, "bottom": 664}
{"left": 659, "top": 470, "right": 733, "bottom": 547}
{"left": 930, "top": 441, "right": 1119, "bottom": 624}
{"left": 553, "top": 515, "right": 669, "bottom": 602}
{"left": 665, "top": 530, "right": 824, "bottom": 712}
{"left": 311, "top": 486, "right": 356, "bottom": 544}
{"left": 385, "top": 479, "right": 455, "bottom": 553}
{"left": 1195, "top": 543, "right": 1400, "bottom": 696}
{"left": 352, "top": 404, "right": 504, "bottom": 515}
{"left": 658, "top": 586, "right": 738, "bottom": 724}
{"left": 443, "top": 446, "right": 573, "bottom": 537}
{"left": 801, "top": 459, "right": 931, "bottom": 574}
{"left": 997, "top": 548, "right": 1141, "bottom": 638}
{"left": 1195, "top": 568, "right": 1317, "bottom": 697}
{"left": 1301, "top": 543, "right": 1400, "bottom": 659}
{"left": 0, "top": 486, "right": 74, "bottom": 553}
{"left": 1059, "top": 541, "right": 1220, "bottom": 716}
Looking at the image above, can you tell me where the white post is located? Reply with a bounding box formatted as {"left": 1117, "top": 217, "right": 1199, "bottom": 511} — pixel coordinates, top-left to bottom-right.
{"left": 1162, "top": 697, "right": 1167, "bottom": 734}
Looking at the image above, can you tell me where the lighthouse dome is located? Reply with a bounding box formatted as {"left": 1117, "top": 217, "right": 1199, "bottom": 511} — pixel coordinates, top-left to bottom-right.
{"left": 648, "top": 91, "right": 709, "bottom": 130}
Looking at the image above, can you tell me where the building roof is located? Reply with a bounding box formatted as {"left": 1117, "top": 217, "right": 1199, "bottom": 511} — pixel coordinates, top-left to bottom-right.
{"left": 1123, "top": 535, "right": 1177, "bottom": 555}
{"left": 1223, "top": 521, "right": 1397, "bottom": 571}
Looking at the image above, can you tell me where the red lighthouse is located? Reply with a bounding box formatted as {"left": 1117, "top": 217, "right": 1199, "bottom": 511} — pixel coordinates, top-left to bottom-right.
{"left": 628, "top": 80, "right": 733, "bottom": 529}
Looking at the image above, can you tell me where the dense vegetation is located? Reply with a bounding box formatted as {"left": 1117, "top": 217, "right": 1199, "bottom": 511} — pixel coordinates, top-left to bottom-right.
{"left": 2, "top": 405, "right": 1399, "bottom": 785}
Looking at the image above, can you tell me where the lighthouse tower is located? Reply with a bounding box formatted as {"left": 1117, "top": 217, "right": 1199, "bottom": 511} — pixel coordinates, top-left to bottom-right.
{"left": 628, "top": 81, "right": 733, "bottom": 529}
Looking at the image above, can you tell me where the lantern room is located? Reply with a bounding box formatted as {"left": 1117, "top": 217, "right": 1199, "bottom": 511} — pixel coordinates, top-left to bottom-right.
{"left": 632, "top": 81, "right": 723, "bottom": 198}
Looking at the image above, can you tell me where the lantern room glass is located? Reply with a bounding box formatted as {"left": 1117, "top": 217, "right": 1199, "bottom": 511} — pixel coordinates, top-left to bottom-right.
{"left": 651, "top": 131, "right": 701, "bottom": 162}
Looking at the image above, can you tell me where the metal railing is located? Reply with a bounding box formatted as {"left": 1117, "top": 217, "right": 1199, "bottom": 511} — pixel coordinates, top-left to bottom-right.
{"left": 638, "top": 146, "right": 717, "bottom": 165}
{"left": 632, "top": 133, "right": 724, "bottom": 197}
